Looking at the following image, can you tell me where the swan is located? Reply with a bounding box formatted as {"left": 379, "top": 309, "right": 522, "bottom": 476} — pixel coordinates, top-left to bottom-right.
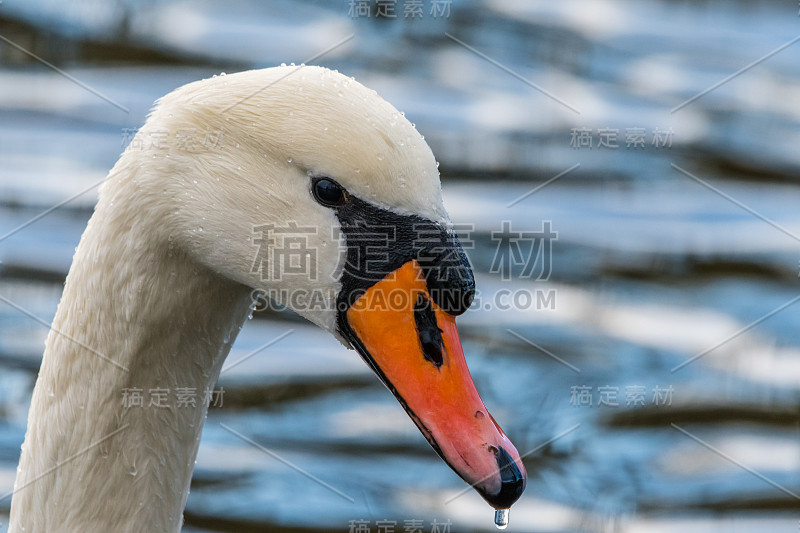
{"left": 8, "top": 66, "right": 526, "bottom": 532}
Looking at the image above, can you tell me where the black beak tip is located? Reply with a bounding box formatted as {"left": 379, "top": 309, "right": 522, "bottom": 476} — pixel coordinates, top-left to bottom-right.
{"left": 481, "top": 446, "right": 526, "bottom": 509}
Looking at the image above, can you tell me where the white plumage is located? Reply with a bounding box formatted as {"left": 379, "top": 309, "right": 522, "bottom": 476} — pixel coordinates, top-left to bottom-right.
{"left": 10, "top": 66, "right": 448, "bottom": 532}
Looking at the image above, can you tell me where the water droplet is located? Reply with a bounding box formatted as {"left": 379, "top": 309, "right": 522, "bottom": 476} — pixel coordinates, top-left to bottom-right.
{"left": 287, "top": 158, "right": 293, "bottom": 163}
{"left": 494, "top": 509, "right": 509, "bottom": 530}
{"left": 198, "top": 227, "right": 204, "bottom": 233}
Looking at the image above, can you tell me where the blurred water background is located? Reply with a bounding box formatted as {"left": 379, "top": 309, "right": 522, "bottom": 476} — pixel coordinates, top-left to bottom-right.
{"left": 0, "top": 1, "right": 799, "bottom": 531}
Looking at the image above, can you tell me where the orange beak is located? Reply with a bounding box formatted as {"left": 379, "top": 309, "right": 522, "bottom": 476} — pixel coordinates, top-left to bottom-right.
{"left": 343, "top": 260, "right": 526, "bottom": 509}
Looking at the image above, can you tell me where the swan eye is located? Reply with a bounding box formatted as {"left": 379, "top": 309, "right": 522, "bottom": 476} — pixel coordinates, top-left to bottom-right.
{"left": 312, "top": 178, "right": 346, "bottom": 207}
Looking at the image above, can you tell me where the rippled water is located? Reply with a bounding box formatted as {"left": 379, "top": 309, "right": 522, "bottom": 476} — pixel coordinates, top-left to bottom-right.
{"left": 0, "top": 1, "right": 798, "bottom": 531}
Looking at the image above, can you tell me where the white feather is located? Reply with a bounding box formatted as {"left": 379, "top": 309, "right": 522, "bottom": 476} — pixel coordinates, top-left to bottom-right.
{"left": 9, "top": 66, "right": 447, "bottom": 532}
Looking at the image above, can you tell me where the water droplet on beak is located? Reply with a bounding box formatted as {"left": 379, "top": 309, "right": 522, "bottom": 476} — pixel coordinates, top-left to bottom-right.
{"left": 494, "top": 509, "right": 509, "bottom": 530}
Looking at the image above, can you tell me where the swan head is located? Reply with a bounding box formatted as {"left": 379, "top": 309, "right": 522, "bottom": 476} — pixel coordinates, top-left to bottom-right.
{"left": 110, "top": 65, "right": 525, "bottom": 511}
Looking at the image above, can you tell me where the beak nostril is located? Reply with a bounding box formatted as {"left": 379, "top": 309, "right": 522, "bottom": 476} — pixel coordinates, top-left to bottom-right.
{"left": 475, "top": 410, "right": 485, "bottom": 419}
{"left": 488, "top": 445, "right": 499, "bottom": 455}
{"left": 414, "top": 293, "right": 444, "bottom": 368}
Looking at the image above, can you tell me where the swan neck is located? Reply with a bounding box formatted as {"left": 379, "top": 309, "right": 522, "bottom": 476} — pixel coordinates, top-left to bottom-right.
{"left": 10, "top": 203, "right": 252, "bottom": 532}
